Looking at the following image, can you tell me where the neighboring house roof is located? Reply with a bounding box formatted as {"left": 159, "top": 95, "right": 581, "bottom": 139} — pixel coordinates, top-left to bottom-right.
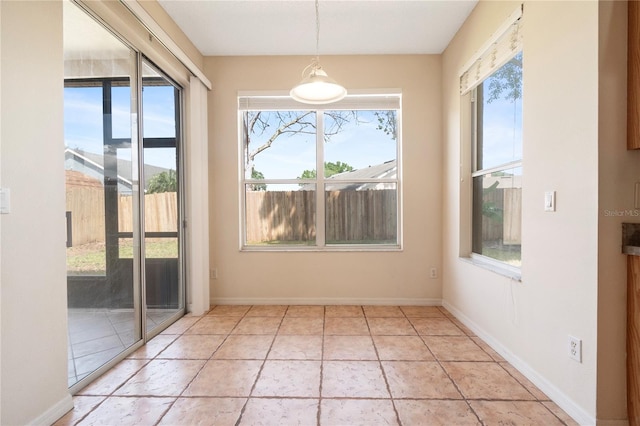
{"left": 65, "top": 169, "right": 102, "bottom": 189}
{"left": 482, "top": 173, "right": 522, "bottom": 190}
{"left": 64, "top": 148, "right": 170, "bottom": 191}
{"left": 299, "top": 159, "right": 397, "bottom": 191}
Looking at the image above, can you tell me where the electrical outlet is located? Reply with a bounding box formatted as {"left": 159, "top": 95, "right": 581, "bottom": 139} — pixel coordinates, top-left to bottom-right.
{"left": 210, "top": 269, "right": 218, "bottom": 280}
{"left": 568, "top": 336, "right": 582, "bottom": 362}
{"left": 429, "top": 267, "right": 437, "bottom": 279}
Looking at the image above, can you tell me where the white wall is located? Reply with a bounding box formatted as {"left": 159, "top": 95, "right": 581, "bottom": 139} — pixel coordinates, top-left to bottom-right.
{"left": 206, "top": 55, "right": 443, "bottom": 304}
{"left": 0, "top": 1, "right": 72, "bottom": 424}
{"left": 443, "top": 1, "right": 630, "bottom": 423}
{"left": 0, "top": 0, "right": 209, "bottom": 423}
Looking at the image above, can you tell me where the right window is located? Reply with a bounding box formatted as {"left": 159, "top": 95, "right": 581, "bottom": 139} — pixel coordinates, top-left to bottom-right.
{"left": 471, "top": 51, "right": 523, "bottom": 267}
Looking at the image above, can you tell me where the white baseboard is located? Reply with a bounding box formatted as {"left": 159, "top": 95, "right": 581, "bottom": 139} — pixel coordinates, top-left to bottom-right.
{"left": 442, "top": 301, "right": 597, "bottom": 426}
{"left": 28, "top": 393, "right": 73, "bottom": 426}
{"left": 596, "top": 420, "right": 629, "bottom": 426}
{"left": 210, "top": 297, "right": 442, "bottom": 306}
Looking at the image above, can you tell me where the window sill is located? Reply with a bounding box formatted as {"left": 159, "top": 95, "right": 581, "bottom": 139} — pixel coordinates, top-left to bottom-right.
{"left": 460, "top": 255, "right": 522, "bottom": 281}
{"left": 241, "top": 245, "right": 403, "bottom": 253}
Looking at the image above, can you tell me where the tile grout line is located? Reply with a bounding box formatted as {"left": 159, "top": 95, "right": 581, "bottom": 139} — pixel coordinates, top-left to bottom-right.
{"left": 154, "top": 306, "right": 245, "bottom": 426}
{"left": 71, "top": 338, "right": 159, "bottom": 425}
{"left": 495, "top": 362, "right": 570, "bottom": 425}
{"left": 364, "top": 308, "right": 404, "bottom": 426}
{"left": 406, "top": 308, "right": 485, "bottom": 425}
{"left": 234, "top": 305, "right": 287, "bottom": 426}
{"left": 151, "top": 307, "right": 229, "bottom": 424}
{"left": 151, "top": 312, "right": 214, "bottom": 426}
{"left": 317, "top": 305, "right": 326, "bottom": 426}
{"left": 65, "top": 305, "right": 577, "bottom": 426}
{"left": 437, "top": 306, "right": 560, "bottom": 424}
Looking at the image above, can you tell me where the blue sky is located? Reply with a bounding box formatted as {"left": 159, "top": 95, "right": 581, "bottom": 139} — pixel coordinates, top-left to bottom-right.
{"left": 65, "top": 80, "right": 520, "bottom": 183}
{"left": 478, "top": 52, "right": 524, "bottom": 172}
{"left": 480, "top": 89, "right": 523, "bottom": 171}
{"left": 64, "top": 85, "right": 178, "bottom": 171}
{"left": 246, "top": 110, "right": 398, "bottom": 181}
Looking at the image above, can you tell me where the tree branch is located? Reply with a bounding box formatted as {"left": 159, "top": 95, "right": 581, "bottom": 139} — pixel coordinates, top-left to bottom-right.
{"left": 248, "top": 112, "right": 314, "bottom": 162}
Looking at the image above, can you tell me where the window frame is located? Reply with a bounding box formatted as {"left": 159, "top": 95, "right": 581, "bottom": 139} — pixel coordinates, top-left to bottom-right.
{"left": 459, "top": 7, "right": 523, "bottom": 277}
{"left": 470, "top": 52, "right": 523, "bottom": 273}
{"left": 238, "top": 91, "right": 402, "bottom": 252}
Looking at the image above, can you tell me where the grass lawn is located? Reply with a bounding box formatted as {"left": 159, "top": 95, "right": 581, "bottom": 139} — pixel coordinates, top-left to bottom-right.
{"left": 481, "top": 245, "right": 521, "bottom": 267}
{"left": 67, "top": 239, "right": 178, "bottom": 275}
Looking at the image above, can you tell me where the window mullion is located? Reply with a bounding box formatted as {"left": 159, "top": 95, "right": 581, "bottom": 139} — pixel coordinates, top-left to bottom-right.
{"left": 471, "top": 88, "right": 478, "bottom": 173}
{"left": 472, "top": 160, "right": 522, "bottom": 178}
{"left": 316, "top": 112, "right": 325, "bottom": 247}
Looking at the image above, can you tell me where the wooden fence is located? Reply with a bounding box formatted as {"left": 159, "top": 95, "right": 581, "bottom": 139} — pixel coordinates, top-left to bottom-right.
{"left": 118, "top": 192, "right": 178, "bottom": 233}
{"left": 481, "top": 187, "right": 522, "bottom": 245}
{"left": 245, "top": 190, "right": 316, "bottom": 242}
{"left": 245, "top": 189, "right": 397, "bottom": 243}
{"left": 67, "top": 184, "right": 520, "bottom": 247}
{"left": 66, "top": 186, "right": 177, "bottom": 246}
{"left": 66, "top": 185, "right": 105, "bottom": 246}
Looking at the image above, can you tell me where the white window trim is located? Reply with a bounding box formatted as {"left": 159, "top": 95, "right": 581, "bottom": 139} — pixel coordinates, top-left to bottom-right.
{"left": 460, "top": 9, "right": 523, "bottom": 272}
{"left": 459, "top": 5, "right": 523, "bottom": 95}
{"left": 462, "top": 254, "right": 522, "bottom": 281}
{"left": 238, "top": 92, "right": 402, "bottom": 252}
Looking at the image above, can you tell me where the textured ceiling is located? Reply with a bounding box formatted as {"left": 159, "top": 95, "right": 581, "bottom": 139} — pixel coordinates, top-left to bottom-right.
{"left": 158, "top": 0, "right": 478, "bottom": 56}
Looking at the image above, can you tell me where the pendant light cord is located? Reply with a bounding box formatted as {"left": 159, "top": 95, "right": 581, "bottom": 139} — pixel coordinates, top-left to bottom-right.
{"left": 315, "top": 0, "right": 320, "bottom": 63}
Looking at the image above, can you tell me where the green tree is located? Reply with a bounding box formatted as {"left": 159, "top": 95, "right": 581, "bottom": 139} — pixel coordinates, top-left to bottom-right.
{"left": 147, "top": 170, "right": 177, "bottom": 194}
{"left": 299, "top": 169, "right": 317, "bottom": 179}
{"left": 298, "top": 161, "right": 354, "bottom": 181}
{"left": 482, "top": 181, "right": 503, "bottom": 222}
{"left": 374, "top": 111, "right": 398, "bottom": 140}
{"left": 486, "top": 52, "right": 523, "bottom": 103}
{"left": 249, "top": 168, "right": 267, "bottom": 191}
{"left": 324, "top": 161, "right": 354, "bottom": 177}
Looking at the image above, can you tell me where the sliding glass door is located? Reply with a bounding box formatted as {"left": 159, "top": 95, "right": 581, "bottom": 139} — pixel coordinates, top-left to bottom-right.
{"left": 141, "top": 61, "right": 184, "bottom": 337}
{"left": 64, "top": 1, "right": 185, "bottom": 389}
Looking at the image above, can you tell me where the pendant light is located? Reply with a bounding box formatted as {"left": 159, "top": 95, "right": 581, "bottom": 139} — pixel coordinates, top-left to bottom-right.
{"left": 290, "top": 0, "right": 347, "bottom": 104}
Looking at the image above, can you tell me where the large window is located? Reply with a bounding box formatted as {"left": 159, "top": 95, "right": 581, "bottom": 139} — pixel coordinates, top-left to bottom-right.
{"left": 239, "top": 94, "right": 401, "bottom": 249}
{"left": 462, "top": 11, "right": 522, "bottom": 270}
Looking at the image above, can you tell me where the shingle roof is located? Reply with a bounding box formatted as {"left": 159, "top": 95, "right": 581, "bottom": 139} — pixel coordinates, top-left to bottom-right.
{"left": 65, "top": 148, "right": 171, "bottom": 190}
{"left": 299, "top": 159, "right": 397, "bottom": 191}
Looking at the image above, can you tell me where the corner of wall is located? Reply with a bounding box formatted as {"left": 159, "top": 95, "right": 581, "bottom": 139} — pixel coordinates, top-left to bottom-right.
{"left": 596, "top": 0, "right": 634, "bottom": 421}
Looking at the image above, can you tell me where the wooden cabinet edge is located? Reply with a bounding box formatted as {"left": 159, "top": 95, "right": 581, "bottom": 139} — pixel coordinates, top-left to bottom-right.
{"left": 628, "top": 0, "right": 640, "bottom": 150}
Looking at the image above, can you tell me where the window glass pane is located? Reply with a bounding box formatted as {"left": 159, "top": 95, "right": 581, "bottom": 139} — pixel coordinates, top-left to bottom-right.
{"left": 143, "top": 146, "right": 177, "bottom": 232}
{"left": 112, "top": 85, "right": 132, "bottom": 140}
{"left": 243, "top": 111, "right": 316, "bottom": 180}
{"left": 145, "top": 237, "right": 178, "bottom": 258}
{"left": 239, "top": 98, "right": 401, "bottom": 250}
{"left": 325, "top": 183, "right": 397, "bottom": 245}
{"left": 245, "top": 184, "right": 316, "bottom": 245}
{"left": 142, "top": 78, "right": 176, "bottom": 139}
{"left": 472, "top": 167, "right": 521, "bottom": 266}
{"left": 64, "top": 0, "right": 140, "bottom": 388}
{"left": 324, "top": 110, "right": 397, "bottom": 176}
{"left": 476, "top": 52, "right": 523, "bottom": 171}
{"left": 64, "top": 87, "right": 104, "bottom": 155}
{"left": 64, "top": 87, "right": 107, "bottom": 276}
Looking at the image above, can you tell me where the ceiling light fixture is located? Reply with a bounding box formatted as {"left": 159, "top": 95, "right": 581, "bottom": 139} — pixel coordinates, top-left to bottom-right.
{"left": 290, "top": 0, "right": 347, "bottom": 104}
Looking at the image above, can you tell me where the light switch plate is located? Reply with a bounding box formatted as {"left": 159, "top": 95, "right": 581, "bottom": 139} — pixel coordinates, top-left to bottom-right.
{"left": 0, "top": 188, "right": 10, "bottom": 214}
{"left": 544, "top": 191, "right": 555, "bottom": 212}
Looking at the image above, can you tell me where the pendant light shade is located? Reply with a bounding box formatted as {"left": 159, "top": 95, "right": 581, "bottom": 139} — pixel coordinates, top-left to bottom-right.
{"left": 290, "top": 61, "right": 347, "bottom": 104}
{"left": 290, "top": 0, "right": 346, "bottom": 104}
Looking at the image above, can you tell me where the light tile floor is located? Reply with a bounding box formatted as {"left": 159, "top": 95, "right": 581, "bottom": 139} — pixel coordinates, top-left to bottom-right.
{"left": 56, "top": 305, "right": 579, "bottom": 425}
{"left": 68, "top": 309, "right": 178, "bottom": 386}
